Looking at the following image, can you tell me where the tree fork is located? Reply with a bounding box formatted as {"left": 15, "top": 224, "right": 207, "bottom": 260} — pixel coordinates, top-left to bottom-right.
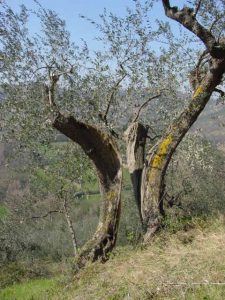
{"left": 53, "top": 112, "right": 122, "bottom": 268}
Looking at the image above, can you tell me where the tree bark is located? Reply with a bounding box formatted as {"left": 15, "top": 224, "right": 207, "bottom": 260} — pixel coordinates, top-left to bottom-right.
{"left": 53, "top": 112, "right": 122, "bottom": 268}
{"left": 124, "top": 122, "right": 148, "bottom": 223}
{"left": 141, "top": 57, "right": 225, "bottom": 242}
{"left": 162, "top": 0, "right": 225, "bottom": 59}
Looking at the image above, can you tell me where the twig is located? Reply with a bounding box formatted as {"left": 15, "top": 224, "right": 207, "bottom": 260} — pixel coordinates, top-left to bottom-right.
{"left": 146, "top": 134, "right": 161, "bottom": 141}
{"left": 195, "top": 50, "right": 209, "bottom": 70}
{"left": 31, "top": 210, "right": 61, "bottom": 219}
{"left": 214, "top": 88, "right": 225, "bottom": 97}
{"left": 209, "top": 15, "right": 223, "bottom": 33}
{"left": 98, "top": 65, "right": 127, "bottom": 138}
{"left": 132, "top": 93, "right": 161, "bottom": 123}
{"left": 193, "top": 0, "right": 202, "bottom": 17}
{"left": 190, "top": 50, "right": 210, "bottom": 90}
{"left": 100, "top": 71, "right": 127, "bottom": 126}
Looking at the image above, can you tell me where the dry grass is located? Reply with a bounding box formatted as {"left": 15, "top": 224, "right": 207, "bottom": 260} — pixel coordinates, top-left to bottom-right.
{"left": 1, "top": 216, "right": 225, "bottom": 299}
{"left": 54, "top": 216, "right": 225, "bottom": 299}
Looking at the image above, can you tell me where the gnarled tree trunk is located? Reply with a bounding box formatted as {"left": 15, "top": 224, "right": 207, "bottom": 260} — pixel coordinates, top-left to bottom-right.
{"left": 53, "top": 112, "right": 122, "bottom": 268}
{"left": 124, "top": 122, "right": 148, "bottom": 224}
{"left": 141, "top": 57, "right": 225, "bottom": 242}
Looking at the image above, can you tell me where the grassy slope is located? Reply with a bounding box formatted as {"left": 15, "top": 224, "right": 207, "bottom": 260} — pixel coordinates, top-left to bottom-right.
{"left": 0, "top": 278, "right": 57, "bottom": 300}
{"left": 1, "top": 217, "right": 225, "bottom": 300}
{"left": 55, "top": 217, "right": 225, "bottom": 300}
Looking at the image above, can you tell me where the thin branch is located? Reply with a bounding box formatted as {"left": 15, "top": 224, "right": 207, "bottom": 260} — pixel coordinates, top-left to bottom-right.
{"left": 209, "top": 15, "right": 223, "bottom": 33}
{"left": 98, "top": 65, "right": 127, "bottom": 138}
{"left": 214, "top": 88, "right": 225, "bottom": 97}
{"left": 32, "top": 65, "right": 52, "bottom": 75}
{"left": 62, "top": 194, "right": 78, "bottom": 256}
{"left": 31, "top": 210, "right": 62, "bottom": 219}
{"left": 36, "top": 56, "right": 74, "bottom": 110}
{"left": 100, "top": 71, "right": 127, "bottom": 125}
{"left": 152, "top": 37, "right": 196, "bottom": 63}
{"left": 195, "top": 50, "right": 209, "bottom": 70}
{"left": 48, "top": 73, "right": 60, "bottom": 107}
{"left": 146, "top": 134, "right": 161, "bottom": 141}
{"left": 190, "top": 50, "right": 211, "bottom": 90}
{"left": 193, "top": 0, "right": 202, "bottom": 17}
{"left": 45, "top": 65, "right": 74, "bottom": 110}
{"left": 132, "top": 93, "right": 161, "bottom": 123}
{"left": 218, "top": 32, "right": 225, "bottom": 44}
{"left": 164, "top": 191, "right": 183, "bottom": 208}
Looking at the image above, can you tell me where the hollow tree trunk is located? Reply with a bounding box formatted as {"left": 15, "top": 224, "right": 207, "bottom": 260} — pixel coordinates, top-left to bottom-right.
{"left": 124, "top": 122, "right": 148, "bottom": 223}
{"left": 141, "top": 58, "right": 225, "bottom": 242}
{"left": 53, "top": 112, "right": 122, "bottom": 268}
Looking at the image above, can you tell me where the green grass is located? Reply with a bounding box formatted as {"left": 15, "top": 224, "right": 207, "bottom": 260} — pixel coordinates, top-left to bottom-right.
{"left": 181, "top": 285, "right": 225, "bottom": 300}
{"left": 0, "top": 205, "right": 9, "bottom": 220}
{"left": 1, "top": 217, "right": 225, "bottom": 299}
{"left": 0, "top": 278, "right": 58, "bottom": 300}
{"left": 80, "top": 193, "right": 100, "bottom": 206}
{"left": 51, "top": 215, "right": 225, "bottom": 300}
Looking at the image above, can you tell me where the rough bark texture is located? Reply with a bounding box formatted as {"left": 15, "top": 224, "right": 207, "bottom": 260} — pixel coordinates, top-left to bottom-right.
{"left": 53, "top": 112, "right": 122, "bottom": 268}
{"left": 162, "top": 0, "right": 225, "bottom": 59}
{"left": 141, "top": 57, "right": 225, "bottom": 242}
{"left": 124, "top": 122, "right": 148, "bottom": 223}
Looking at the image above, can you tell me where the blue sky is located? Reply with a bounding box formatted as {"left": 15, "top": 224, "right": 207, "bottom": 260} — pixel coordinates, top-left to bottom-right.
{"left": 6, "top": 0, "right": 187, "bottom": 50}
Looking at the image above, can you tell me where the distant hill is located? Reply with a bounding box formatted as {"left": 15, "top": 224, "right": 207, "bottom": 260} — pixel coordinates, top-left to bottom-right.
{"left": 192, "top": 99, "right": 225, "bottom": 143}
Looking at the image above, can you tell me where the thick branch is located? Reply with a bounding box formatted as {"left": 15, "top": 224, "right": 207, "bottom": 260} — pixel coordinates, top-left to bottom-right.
{"left": 53, "top": 113, "right": 120, "bottom": 189}
{"left": 53, "top": 112, "right": 122, "bottom": 268}
{"left": 124, "top": 122, "right": 148, "bottom": 223}
{"left": 141, "top": 57, "right": 225, "bottom": 242}
{"left": 162, "top": 0, "right": 225, "bottom": 59}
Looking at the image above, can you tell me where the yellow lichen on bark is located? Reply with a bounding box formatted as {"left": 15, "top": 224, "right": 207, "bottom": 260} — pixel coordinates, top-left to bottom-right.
{"left": 151, "top": 134, "right": 173, "bottom": 169}
{"left": 193, "top": 85, "right": 204, "bottom": 99}
{"left": 106, "top": 190, "right": 116, "bottom": 202}
{"left": 147, "top": 134, "right": 173, "bottom": 184}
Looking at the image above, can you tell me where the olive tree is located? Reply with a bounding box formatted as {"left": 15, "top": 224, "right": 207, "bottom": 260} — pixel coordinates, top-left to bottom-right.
{"left": 1, "top": 0, "right": 224, "bottom": 267}
{"left": 140, "top": 0, "right": 225, "bottom": 241}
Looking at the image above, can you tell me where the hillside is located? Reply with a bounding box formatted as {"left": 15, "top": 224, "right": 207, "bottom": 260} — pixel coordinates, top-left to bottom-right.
{"left": 192, "top": 100, "right": 225, "bottom": 143}
{"left": 1, "top": 216, "right": 225, "bottom": 299}
{"left": 63, "top": 220, "right": 225, "bottom": 300}
{"left": 0, "top": 97, "right": 225, "bottom": 300}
